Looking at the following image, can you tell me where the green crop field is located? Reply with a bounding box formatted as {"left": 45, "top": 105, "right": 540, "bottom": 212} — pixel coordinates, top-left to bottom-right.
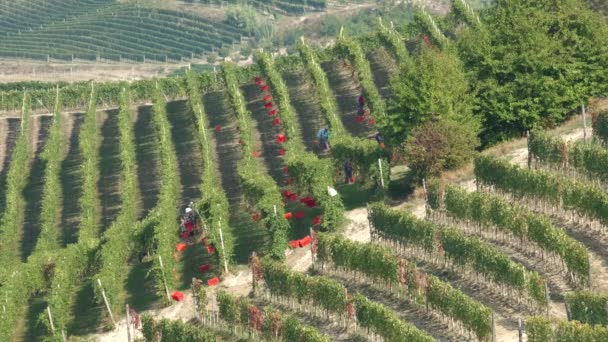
{"left": 1, "top": 0, "right": 608, "bottom": 341}
{"left": 0, "top": 0, "right": 249, "bottom": 62}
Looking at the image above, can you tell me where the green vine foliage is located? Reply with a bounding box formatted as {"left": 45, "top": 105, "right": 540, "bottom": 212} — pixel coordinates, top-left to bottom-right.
{"left": 0, "top": 93, "right": 54, "bottom": 341}
{"left": 368, "top": 202, "right": 548, "bottom": 305}
{"left": 376, "top": 20, "right": 413, "bottom": 67}
{"left": 475, "top": 155, "right": 608, "bottom": 226}
{"left": 41, "top": 84, "right": 102, "bottom": 337}
{"left": 0, "top": 93, "right": 31, "bottom": 277}
{"left": 77, "top": 83, "right": 101, "bottom": 242}
{"left": 565, "top": 292, "right": 608, "bottom": 325}
{"left": 216, "top": 290, "right": 331, "bottom": 341}
{"left": 592, "top": 111, "right": 608, "bottom": 146}
{"left": 0, "top": 255, "right": 47, "bottom": 341}
{"left": 317, "top": 233, "right": 493, "bottom": 339}
{"left": 414, "top": 8, "right": 448, "bottom": 49}
{"left": 141, "top": 314, "right": 222, "bottom": 342}
{"left": 527, "top": 316, "right": 608, "bottom": 342}
{"left": 185, "top": 71, "right": 234, "bottom": 267}
{"left": 261, "top": 258, "right": 432, "bottom": 341}
{"left": 298, "top": 39, "right": 390, "bottom": 185}
{"left": 334, "top": 34, "right": 386, "bottom": 118}
{"left": 41, "top": 242, "right": 97, "bottom": 337}
{"left": 0, "top": 75, "right": 211, "bottom": 113}
{"left": 529, "top": 130, "right": 567, "bottom": 166}
{"left": 452, "top": 0, "right": 482, "bottom": 29}
{"left": 442, "top": 185, "right": 589, "bottom": 282}
{"left": 526, "top": 316, "right": 553, "bottom": 342}
{"left": 261, "top": 258, "right": 347, "bottom": 314}
{"left": 94, "top": 85, "right": 141, "bottom": 316}
{"left": 223, "top": 63, "right": 289, "bottom": 260}
{"left": 150, "top": 82, "right": 182, "bottom": 299}
{"left": 530, "top": 130, "right": 608, "bottom": 184}
{"left": 257, "top": 51, "right": 345, "bottom": 230}
{"left": 33, "top": 89, "right": 65, "bottom": 255}
{"left": 351, "top": 293, "right": 435, "bottom": 342}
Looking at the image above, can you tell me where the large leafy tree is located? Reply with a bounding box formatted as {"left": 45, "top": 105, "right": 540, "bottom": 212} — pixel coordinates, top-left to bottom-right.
{"left": 458, "top": 0, "right": 608, "bottom": 145}
{"left": 383, "top": 44, "right": 479, "bottom": 142}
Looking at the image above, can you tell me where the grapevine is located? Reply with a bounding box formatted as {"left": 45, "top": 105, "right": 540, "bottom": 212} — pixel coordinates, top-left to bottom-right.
{"left": 257, "top": 51, "right": 345, "bottom": 229}
{"left": 223, "top": 63, "right": 290, "bottom": 260}
{"left": 185, "top": 71, "right": 234, "bottom": 267}
{"left": 368, "top": 202, "right": 549, "bottom": 306}
{"left": 316, "top": 233, "right": 493, "bottom": 340}
{"left": 438, "top": 185, "right": 589, "bottom": 285}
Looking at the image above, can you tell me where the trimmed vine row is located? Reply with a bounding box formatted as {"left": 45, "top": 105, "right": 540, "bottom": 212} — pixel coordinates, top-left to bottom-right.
{"left": 216, "top": 290, "right": 331, "bottom": 342}
{"left": 334, "top": 34, "right": 386, "bottom": 118}
{"left": 257, "top": 51, "right": 344, "bottom": 229}
{"left": 564, "top": 291, "right": 608, "bottom": 325}
{"left": 223, "top": 63, "right": 290, "bottom": 260}
{"left": 41, "top": 84, "right": 102, "bottom": 337}
{"left": 316, "top": 233, "right": 493, "bottom": 340}
{"left": 377, "top": 19, "right": 413, "bottom": 66}
{"left": 436, "top": 185, "right": 589, "bottom": 285}
{"left": 368, "top": 202, "right": 549, "bottom": 306}
{"left": 0, "top": 93, "right": 31, "bottom": 276}
{"left": 260, "top": 258, "right": 435, "bottom": 341}
{"left": 297, "top": 40, "right": 390, "bottom": 185}
{"left": 93, "top": 85, "right": 141, "bottom": 315}
{"left": 32, "top": 88, "right": 64, "bottom": 255}
{"left": 77, "top": 83, "right": 101, "bottom": 242}
{"left": 529, "top": 129, "right": 608, "bottom": 185}
{"left": 527, "top": 316, "right": 608, "bottom": 341}
{"left": 475, "top": 155, "right": 608, "bottom": 227}
{"left": 185, "top": 71, "right": 234, "bottom": 267}
{"left": 150, "top": 82, "right": 182, "bottom": 299}
{"left": 141, "top": 314, "right": 227, "bottom": 342}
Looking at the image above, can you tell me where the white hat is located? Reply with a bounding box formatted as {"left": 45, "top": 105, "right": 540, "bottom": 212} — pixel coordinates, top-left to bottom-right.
{"left": 328, "top": 186, "right": 338, "bottom": 197}
{"left": 185, "top": 208, "right": 192, "bottom": 213}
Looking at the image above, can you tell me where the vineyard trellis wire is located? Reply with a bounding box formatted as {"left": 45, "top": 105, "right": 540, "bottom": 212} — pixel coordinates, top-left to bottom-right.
{"left": 430, "top": 184, "right": 590, "bottom": 287}
{"left": 368, "top": 202, "right": 549, "bottom": 307}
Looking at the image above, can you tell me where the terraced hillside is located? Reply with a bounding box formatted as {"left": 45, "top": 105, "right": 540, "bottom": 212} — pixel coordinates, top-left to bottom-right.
{"left": 1, "top": 3, "right": 608, "bottom": 341}
{"left": 0, "top": 0, "right": 248, "bottom": 62}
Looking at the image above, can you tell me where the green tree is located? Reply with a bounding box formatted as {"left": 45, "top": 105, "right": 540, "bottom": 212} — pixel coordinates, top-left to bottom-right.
{"left": 383, "top": 44, "right": 478, "bottom": 144}
{"left": 457, "top": 0, "right": 608, "bottom": 145}
{"left": 403, "top": 118, "right": 479, "bottom": 179}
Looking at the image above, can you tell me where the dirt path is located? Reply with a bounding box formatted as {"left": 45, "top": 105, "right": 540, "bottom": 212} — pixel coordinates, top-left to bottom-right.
{"left": 134, "top": 105, "right": 161, "bottom": 219}
{"left": 367, "top": 46, "right": 398, "bottom": 101}
{"left": 282, "top": 68, "right": 327, "bottom": 153}
{"left": 0, "top": 118, "right": 20, "bottom": 214}
{"left": 203, "top": 91, "right": 269, "bottom": 263}
{"left": 97, "top": 109, "right": 122, "bottom": 233}
{"left": 60, "top": 112, "right": 85, "bottom": 245}
{"left": 20, "top": 115, "right": 53, "bottom": 261}
{"left": 166, "top": 100, "right": 203, "bottom": 204}
{"left": 321, "top": 59, "right": 372, "bottom": 137}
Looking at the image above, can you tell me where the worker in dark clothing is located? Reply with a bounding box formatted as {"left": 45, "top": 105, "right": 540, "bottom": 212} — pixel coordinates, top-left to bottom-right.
{"left": 368, "top": 131, "right": 385, "bottom": 149}
{"left": 357, "top": 93, "right": 366, "bottom": 116}
{"left": 344, "top": 159, "right": 353, "bottom": 184}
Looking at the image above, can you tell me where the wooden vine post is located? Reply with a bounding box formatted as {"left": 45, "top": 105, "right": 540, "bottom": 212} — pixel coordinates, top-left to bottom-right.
{"left": 588, "top": 254, "right": 592, "bottom": 289}
{"left": 191, "top": 278, "right": 201, "bottom": 321}
{"left": 310, "top": 227, "right": 315, "bottom": 268}
{"left": 491, "top": 312, "right": 496, "bottom": 342}
{"left": 378, "top": 159, "right": 385, "bottom": 188}
{"left": 518, "top": 318, "right": 523, "bottom": 342}
{"left": 126, "top": 304, "right": 132, "bottom": 342}
{"left": 219, "top": 218, "right": 229, "bottom": 273}
{"left": 157, "top": 256, "right": 171, "bottom": 302}
{"left": 46, "top": 306, "right": 56, "bottom": 333}
{"left": 526, "top": 130, "right": 532, "bottom": 169}
{"left": 582, "top": 104, "right": 587, "bottom": 143}
{"left": 97, "top": 279, "right": 116, "bottom": 327}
